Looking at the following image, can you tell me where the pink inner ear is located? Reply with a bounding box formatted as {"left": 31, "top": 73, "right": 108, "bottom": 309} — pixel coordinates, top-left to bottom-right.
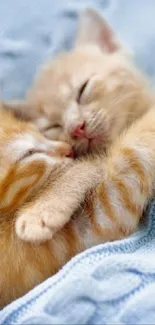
{"left": 99, "top": 25, "right": 120, "bottom": 53}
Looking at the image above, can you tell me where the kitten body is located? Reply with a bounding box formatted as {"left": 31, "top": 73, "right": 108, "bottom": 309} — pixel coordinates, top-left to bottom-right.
{"left": 2, "top": 104, "right": 155, "bottom": 308}
{"left": 0, "top": 105, "right": 75, "bottom": 307}
{"left": 0, "top": 80, "right": 153, "bottom": 306}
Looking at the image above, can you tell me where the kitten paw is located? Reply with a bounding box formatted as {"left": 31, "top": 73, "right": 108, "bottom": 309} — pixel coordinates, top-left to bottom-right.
{"left": 15, "top": 212, "right": 54, "bottom": 243}
{"left": 15, "top": 206, "right": 69, "bottom": 243}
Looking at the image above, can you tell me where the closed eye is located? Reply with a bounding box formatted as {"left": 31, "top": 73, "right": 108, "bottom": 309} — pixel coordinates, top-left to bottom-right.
{"left": 18, "top": 149, "right": 44, "bottom": 162}
{"left": 43, "top": 124, "right": 61, "bottom": 132}
{"left": 77, "top": 80, "right": 89, "bottom": 104}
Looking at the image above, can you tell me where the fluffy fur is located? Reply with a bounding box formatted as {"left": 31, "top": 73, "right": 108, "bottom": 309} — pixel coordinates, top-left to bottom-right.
{"left": 2, "top": 102, "right": 155, "bottom": 308}
{"left": 7, "top": 10, "right": 152, "bottom": 156}
{"left": 1, "top": 9, "right": 155, "bottom": 307}
{"left": 0, "top": 104, "right": 76, "bottom": 307}
{"left": 9, "top": 9, "right": 154, "bottom": 241}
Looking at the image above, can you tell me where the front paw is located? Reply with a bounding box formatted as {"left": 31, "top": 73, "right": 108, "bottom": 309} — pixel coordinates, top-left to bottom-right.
{"left": 15, "top": 205, "right": 69, "bottom": 243}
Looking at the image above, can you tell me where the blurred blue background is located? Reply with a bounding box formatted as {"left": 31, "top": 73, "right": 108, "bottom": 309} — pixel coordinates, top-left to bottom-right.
{"left": 0, "top": 0, "right": 155, "bottom": 99}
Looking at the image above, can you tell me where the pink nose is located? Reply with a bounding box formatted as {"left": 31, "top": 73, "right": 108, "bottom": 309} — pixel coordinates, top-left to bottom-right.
{"left": 71, "top": 122, "right": 86, "bottom": 138}
{"left": 66, "top": 149, "right": 74, "bottom": 159}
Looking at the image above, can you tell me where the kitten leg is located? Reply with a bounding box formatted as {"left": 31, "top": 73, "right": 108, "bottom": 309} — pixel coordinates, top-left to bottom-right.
{"left": 16, "top": 157, "right": 75, "bottom": 243}
{"left": 16, "top": 108, "right": 155, "bottom": 243}
{"left": 16, "top": 159, "right": 103, "bottom": 242}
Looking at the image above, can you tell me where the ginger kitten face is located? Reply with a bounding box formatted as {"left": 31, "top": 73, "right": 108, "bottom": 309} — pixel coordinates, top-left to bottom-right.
{"left": 7, "top": 9, "right": 151, "bottom": 156}
{"left": 0, "top": 106, "right": 72, "bottom": 214}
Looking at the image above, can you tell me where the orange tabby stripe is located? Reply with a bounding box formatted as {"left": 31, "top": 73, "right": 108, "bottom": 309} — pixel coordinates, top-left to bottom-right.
{"left": 96, "top": 183, "right": 116, "bottom": 223}
{"left": 85, "top": 191, "right": 104, "bottom": 237}
{"left": 17, "top": 161, "right": 47, "bottom": 177}
{"left": 112, "top": 176, "right": 142, "bottom": 217}
{"left": 62, "top": 222, "right": 79, "bottom": 259}
{"left": 0, "top": 168, "right": 16, "bottom": 198}
{"left": 0, "top": 181, "right": 36, "bottom": 214}
{"left": 0, "top": 162, "right": 46, "bottom": 213}
{"left": 96, "top": 182, "right": 127, "bottom": 236}
{"left": 0, "top": 162, "right": 46, "bottom": 200}
{"left": 0, "top": 161, "right": 46, "bottom": 197}
{"left": 121, "top": 147, "right": 148, "bottom": 194}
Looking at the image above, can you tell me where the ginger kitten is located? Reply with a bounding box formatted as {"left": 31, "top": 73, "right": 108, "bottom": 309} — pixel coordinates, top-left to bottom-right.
{"left": 7, "top": 9, "right": 152, "bottom": 157}
{"left": 0, "top": 104, "right": 76, "bottom": 307}
{"left": 2, "top": 101, "right": 155, "bottom": 309}
{"left": 9, "top": 9, "right": 154, "bottom": 242}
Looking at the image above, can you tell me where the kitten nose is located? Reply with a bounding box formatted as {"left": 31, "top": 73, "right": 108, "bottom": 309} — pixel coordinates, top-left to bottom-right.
{"left": 71, "top": 122, "right": 86, "bottom": 138}
{"left": 66, "top": 150, "right": 74, "bottom": 158}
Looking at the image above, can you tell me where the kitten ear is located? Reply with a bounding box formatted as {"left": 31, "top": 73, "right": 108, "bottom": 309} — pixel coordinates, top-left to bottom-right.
{"left": 3, "top": 100, "right": 37, "bottom": 121}
{"left": 75, "top": 8, "right": 122, "bottom": 53}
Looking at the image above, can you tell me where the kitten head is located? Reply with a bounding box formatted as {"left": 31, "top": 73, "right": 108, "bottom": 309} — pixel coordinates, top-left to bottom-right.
{"left": 7, "top": 9, "right": 152, "bottom": 156}
{"left": 0, "top": 104, "right": 72, "bottom": 214}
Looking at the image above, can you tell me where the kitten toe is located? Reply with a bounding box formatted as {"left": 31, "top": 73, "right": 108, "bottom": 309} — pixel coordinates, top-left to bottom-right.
{"left": 42, "top": 209, "right": 69, "bottom": 232}
{"left": 15, "top": 214, "right": 54, "bottom": 243}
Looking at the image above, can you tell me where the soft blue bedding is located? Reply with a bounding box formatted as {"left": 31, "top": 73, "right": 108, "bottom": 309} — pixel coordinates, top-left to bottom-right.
{"left": 1, "top": 0, "right": 155, "bottom": 324}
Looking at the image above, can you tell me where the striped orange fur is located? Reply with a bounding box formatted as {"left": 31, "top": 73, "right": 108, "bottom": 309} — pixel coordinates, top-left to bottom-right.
{"left": 120, "top": 147, "right": 148, "bottom": 194}
{"left": 1, "top": 98, "right": 155, "bottom": 308}
{"left": 0, "top": 161, "right": 47, "bottom": 214}
{"left": 0, "top": 105, "right": 75, "bottom": 307}
{"left": 10, "top": 107, "right": 155, "bottom": 311}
